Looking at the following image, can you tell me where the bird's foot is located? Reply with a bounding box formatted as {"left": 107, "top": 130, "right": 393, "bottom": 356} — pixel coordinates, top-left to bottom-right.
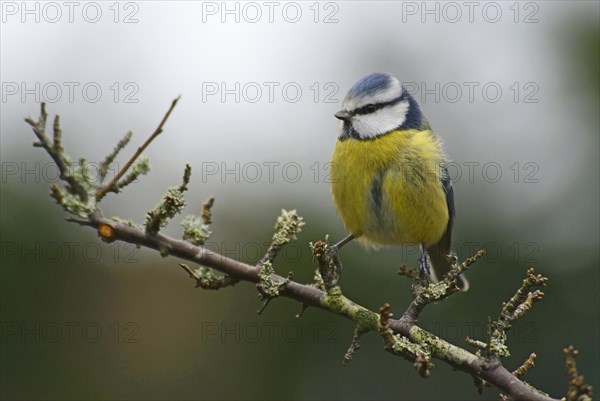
{"left": 418, "top": 252, "right": 431, "bottom": 288}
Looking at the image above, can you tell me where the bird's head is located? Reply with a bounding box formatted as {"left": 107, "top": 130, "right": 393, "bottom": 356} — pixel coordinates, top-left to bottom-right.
{"left": 335, "top": 72, "right": 423, "bottom": 140}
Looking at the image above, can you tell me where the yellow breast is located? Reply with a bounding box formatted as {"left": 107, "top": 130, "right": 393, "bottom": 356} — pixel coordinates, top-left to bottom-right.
{"left": 330, "top": 129, "right": 449, "bottom": 248}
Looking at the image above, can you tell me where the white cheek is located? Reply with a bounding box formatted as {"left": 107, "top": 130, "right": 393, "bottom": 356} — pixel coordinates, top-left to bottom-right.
{"left": 352, "top": 102, "right": 409, "bottom": 138}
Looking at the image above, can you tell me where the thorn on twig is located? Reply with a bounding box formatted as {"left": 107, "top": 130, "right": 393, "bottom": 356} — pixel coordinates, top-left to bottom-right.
{"left": 295, "top": 303, "right": 308, "bottom": 319}
{"left": 257, "top": 298, "right": 273, "bottom": 315}
{"left": 178, "top": 263, "right": 238, "bottom": 290}
{"left": 179, "top": 262, "right": 199, "bottom": 280}
{"left": 472, "top": 374, "right": 486, "bottom": 395}
{"left": 564, "top": 345, "right": 593, "bottom": 401}
{"left": 25, "top": 102, "right": 48, "bottom": 129}
{"left": 342, "top": 330, "right": 362, "bottom": 366}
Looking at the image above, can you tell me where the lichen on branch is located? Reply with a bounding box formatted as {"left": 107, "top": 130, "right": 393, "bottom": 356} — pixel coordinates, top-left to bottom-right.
{"left": 145, "top": 164, "right": 191, "bottom": 235}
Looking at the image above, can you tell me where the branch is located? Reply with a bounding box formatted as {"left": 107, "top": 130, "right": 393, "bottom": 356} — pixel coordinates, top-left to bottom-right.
{"left": 95, "top": 96, "right": 180, "bottom": 201}
{"left": 26, "top": 102, "right": 585, "bottom": 401}
{"left": 84, "top": 210, "right": 557, "bottom": 401}
{"left": 25, "top": 105, "right": 89, "bottom": 203}
{"left": 98, "top": 131, "right": 132, "bottom": 182}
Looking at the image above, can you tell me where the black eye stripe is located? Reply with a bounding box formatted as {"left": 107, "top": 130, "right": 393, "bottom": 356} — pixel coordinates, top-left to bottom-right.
{"left": 352, "top": 92, "right": 407, "bottom": 115}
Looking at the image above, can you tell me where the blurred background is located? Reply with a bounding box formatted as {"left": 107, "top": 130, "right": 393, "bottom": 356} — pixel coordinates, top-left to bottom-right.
{"left": 1, "top": 1, "right": 598, "bottom": 400}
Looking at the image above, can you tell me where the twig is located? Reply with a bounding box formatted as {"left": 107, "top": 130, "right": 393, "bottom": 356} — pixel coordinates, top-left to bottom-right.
{"left": 259, "top": 209, "right": 305, "bottom": 266}
{"left": 379, "top": 303, "right": 435, "bottom": 378}
{"left": 145, "top": 164, "right": 190, "bottom": 235}
{"left": 96, "top": 96, "right": 180, "bottom": 201}
{"left": 179, "top": 263, "right": 239, "bottom": 290}
{"left": 202, "top": 197, "right": 215, "bottom": 224}
{"left": 488, "top": 268, "right": 547, "bottom": 358}
{"left": 25, "top": 104, "right": 88, "bottom": 202}
{"left": 401, "top": 249, "right": 485, "bottom": 323}
{"left": 99, "top": 131, "right": 132, "bottom": 182}
{"left": 513, "top": 353, "right": 537, "bottom": 379}
{"left": 564, "top": 346, "right": 593, "bottom": 401}
{"left": 256, "top": 263, "right": 293, "bottom": 314}
{"left": 311, "top": 239, "right": 342, "bottom": 291}
{"left": 342, "top": 329, "right": 362, "bottom": 366}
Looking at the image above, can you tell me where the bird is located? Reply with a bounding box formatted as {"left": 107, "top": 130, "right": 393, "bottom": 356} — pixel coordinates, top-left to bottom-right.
{"left": 330, "top": 72, "right": 468, "bottom": 290}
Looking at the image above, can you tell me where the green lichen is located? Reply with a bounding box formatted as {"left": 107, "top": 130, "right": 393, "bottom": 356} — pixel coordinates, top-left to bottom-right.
{"left": 51, "top": 159, "right": 97, "bottom": 218}
{"left": 181, "top": 215, "right": 211, "bottom": 245}
{"left": 184, "top": 265, "right": 234, "bottom": 289}
{"left": 388, "top": 333, "right": 430, "bottom": 358}
{"left": 145, "top": 165, "right": 192, "bottom": 235}
{"left": 489, "top": 330, "right": 510, "bottom": 357}
{"left": 114, "top": 156, "right": 151, "bottom": 193}
{"left": 411, "top": 325, "right": 480, "bottom": 365}
{"left": 99, "top": 131, "right": 133, "bottom": 182}
{"left": 354, "top": 308, "right": 379, "bottom": 334}
{"left": 417, "top": 280, "right": 453, "bottom": 303}
{"left": 322, "top": 291, "right": 379, "bottom": 333}
{"left": 111, "top": 216, "right": 142, "bottom": 229}
{"left": 145, "top": 186, "right": 186, "bottom": 234}
{"left": 271, "top": 209, "right": 305, "bottom": 246}
{"left": 256, "top": 260, "right": 289, "bottom": 298}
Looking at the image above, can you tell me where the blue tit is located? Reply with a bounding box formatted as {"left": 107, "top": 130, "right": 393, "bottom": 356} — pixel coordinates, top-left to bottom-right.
{"left": 330, "top": 72, "right": 468, "bottom": 290}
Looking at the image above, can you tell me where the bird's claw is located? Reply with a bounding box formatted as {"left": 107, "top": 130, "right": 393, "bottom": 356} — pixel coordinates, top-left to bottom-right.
{"left": 418, "top": 253, "right": 431, "bottom": 287}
